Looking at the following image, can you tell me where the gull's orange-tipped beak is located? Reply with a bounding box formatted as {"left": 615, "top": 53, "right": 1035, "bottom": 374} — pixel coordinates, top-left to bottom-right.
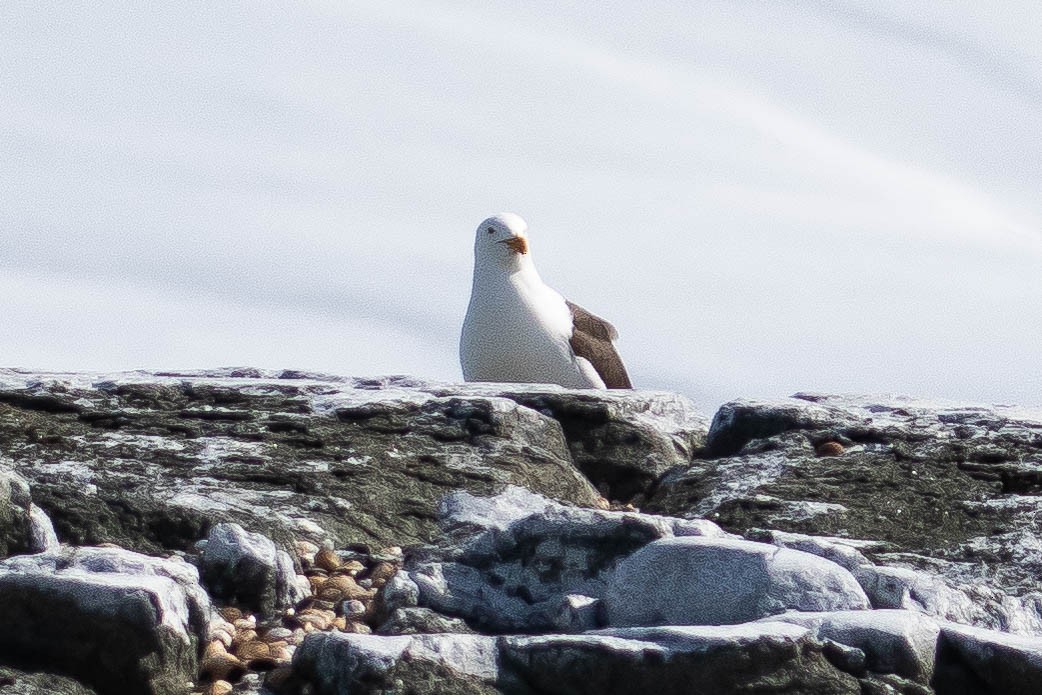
{"left": 499, "top": 236, "right": 529, "bottom": 255}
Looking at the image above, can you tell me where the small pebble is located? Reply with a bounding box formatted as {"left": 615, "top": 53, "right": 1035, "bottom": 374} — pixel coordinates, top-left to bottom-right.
{"left": 816, "top": 441, "right": 845, "bottom": 457}
{"left": 199, "top": 652, "right": 245, "bottom": 683}
{"left": 262, "top": 627, "right": 294, "bottom": 643}
{"left": 341, "top": 599, "right": 367, "bottom": 618}
{"left": 206, "top": 681, "right": 233, "bottom": 695}
{"left": 218, "top": 607, "right": 243, "bottom": 623}
{"left": 315, "top": 548, "right": 341, "bottom": 572}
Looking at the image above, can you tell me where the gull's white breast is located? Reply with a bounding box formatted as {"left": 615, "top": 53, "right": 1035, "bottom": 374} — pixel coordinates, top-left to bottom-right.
{"left": 460, "top": 271, "right": 602, "bottom": 388}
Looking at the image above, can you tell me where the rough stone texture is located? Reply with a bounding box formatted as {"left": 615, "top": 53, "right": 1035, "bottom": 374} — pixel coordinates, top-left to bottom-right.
{"left": 199, "top": 522, "right": 307, "bottom": 614}
{"left": 377, "top": 607, "right": 478, "bottom": 636}
{"left": 0, "top": 370, "right": 602, "bottom": 554}
{"left": 0, "top": 547, "right": 209, "bottom": 695}
{"left": 0, "top": 466, "right": 33, "bottom": 557}
{"left": 765, "top": 609, "right": 940, "bottom": 684}
{"left": 647, "top": 394, "right": 1042, "bottom": 634}
{"left": 409, "top": 487, "right": 726, "bottom": 633}
{"left": 292, "top": 632, "right": 504, "bottom": 695}
{"left": 933, "top": 622, "right": 1042, "bottom": 695}
{"left": 0, "top": 667, "right": 98, "bottom": 695}
{"left": 501, "top": 624, "right": 860, "bottom": 695}
{"left": 28, "top": 503, "right": 60, "bottom": 553}
{"left": 604, "top": 537, "right": 869, "bottom": 627}
{"left": 425, "top": 384, "right": 710, "bottom": 502}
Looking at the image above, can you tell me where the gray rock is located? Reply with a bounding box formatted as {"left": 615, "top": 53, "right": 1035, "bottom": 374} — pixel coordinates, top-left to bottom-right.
{"left": 376, "top": 607, "right": 477, "bottom": 636}
{"left": 199, "top": 522, "right": 306, "bottom": 614}
{"left": 425, "top": 384, "right": 710, "bottom": 502}
{"left": 552, "top": 594, "right": 602, "bottom": 633}
{"left": 0, "top": 667, "right": 97, "bottom": 695}
{"left": 0, "top": 370, "right": 601, "bottom": 555}
{"left": 764, "top": 609, "right": 940, "bottom": 683}
{"left": 500, "top": 623, "right": 860, "bottom": 694}
{"left": 0, "top": 467, "right": 33, "bottom": 557}
{"left": 646, "top": 394, "right": 1042, "bottom": 634}
{"left": 292, "top": 631, "right": 503, "bottom": 695}
{"left": 0, "top": 547, "right": 209, "bottom": 695}
{"left": 604, "top": 537, "right": 870, "bottom": 627}
{"left": 410, "top": 488, "right": 726, "bottom": 633}
{"left": 855, "top": 564, "right": 1042, "bottom": 635}
{"left": 28, "top": 504, "right": 60, "bottom": 553}
{"left": 934, "top": 622, "right": 1042, "bottom": 694}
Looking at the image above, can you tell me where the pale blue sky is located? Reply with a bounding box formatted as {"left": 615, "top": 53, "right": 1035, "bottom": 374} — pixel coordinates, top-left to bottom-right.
{"left": 1, "top": 2, "right": 1039, "bottom": 409}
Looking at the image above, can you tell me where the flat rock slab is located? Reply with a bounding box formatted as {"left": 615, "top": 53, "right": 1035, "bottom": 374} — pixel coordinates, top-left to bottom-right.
{"left": 934, "top": 622, "right": 1042, "bottom": 695}
{"left": 0, "top": 547, "right": 209, "bottom": 695}
{"left": 0, "top": 370, "right": 604, "bottom": 554}
{"left": 501, "top": 624, "right": 859, "bottom": 695}
{"left": 764, "top": 609, "right": 940, "bottom": 683}
{"left": 293, "top": 632, "right": 503, "bottom": 695}
{"left": 604, "top": 536, "right": 869, "bottom": 627}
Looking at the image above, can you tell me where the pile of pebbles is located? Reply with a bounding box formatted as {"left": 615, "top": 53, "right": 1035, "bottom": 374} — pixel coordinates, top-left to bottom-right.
{"left": 194, "top": 543, "right": 403, "bottom": 694}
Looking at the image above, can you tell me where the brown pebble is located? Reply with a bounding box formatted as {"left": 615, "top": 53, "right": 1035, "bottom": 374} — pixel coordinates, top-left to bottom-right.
{"left": 368, "top": 562, "right": 398, "bottom": 584}
{"left": 317, "top": 584, "right": 344, "bottom": 602}
{"left": 315, "top": 548, "right": 341, "bottom": 572}
{"left": 203, "top": 640, "right": 228, "bottom": 660}
{"left": 262, "top": 627, "right": 294, "bottom": 643}
{"left": 208, "top": 626, "right": 234, "bottom": 649}
{"left": 297, "top": 609, "right": 334, "bottom": 631}
{"left": 308, "top": 575, "right": 328, "bottom": 594}
{"left": 337, "top": 560, "right": 366, "bottom": 576}
{"left": 206, "top": 680, "right": 233, "bottom": 695}
{"left": 340, "top": 621, "right": 372, "bottom": 634}
{"left": 270, "top": 644, "right": 295, "bottom": 663}
{"left": 816, "top": 441, "right": 845, "bottom": 457}
{"left": 231, "top": 629, "right": 258, "bottom": 650}
{"left": 325, "top": 575, "right": 376, "bottom": 601}
{"left": 236, "top": 640, "right": 271, "bottom": 661}
{"left": 199, "top": 652, "right": 245, "bottom": 683}
{"left": 218, "top": 606, "right": 243, "bottom": 623}
{"left": 233, "top": 617, "right": 257, "bottom": 631}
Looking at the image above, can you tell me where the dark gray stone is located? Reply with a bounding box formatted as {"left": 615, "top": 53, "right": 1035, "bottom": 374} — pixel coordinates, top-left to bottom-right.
{"left": 0, "top": 467, "right": 33, "bottom": 558}
{"left": 0, "top": 547, "right": 209, "bottom": 695}
{"left": 0, "top": 667, "right": 98, "bottom": 695}
{"left": 933, "top": 622, "right": 1042, "bottom": 695}
{"left": 198, "top": 522, "right": 307, "bottom": 614}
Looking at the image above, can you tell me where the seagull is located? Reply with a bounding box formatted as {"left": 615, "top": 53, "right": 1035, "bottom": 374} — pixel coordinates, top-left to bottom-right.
{"left": 460, "top": 213, "right": 631, "bottom": 389}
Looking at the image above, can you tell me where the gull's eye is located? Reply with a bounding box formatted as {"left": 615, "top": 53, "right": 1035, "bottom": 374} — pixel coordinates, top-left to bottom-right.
{"left": 487, "top": 227, "right": 495, "bottom": 234}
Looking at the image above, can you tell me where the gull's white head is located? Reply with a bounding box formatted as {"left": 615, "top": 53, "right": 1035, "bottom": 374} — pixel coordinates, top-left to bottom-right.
{"left": 474, "top": 212, "right": 531, "bottom": 269}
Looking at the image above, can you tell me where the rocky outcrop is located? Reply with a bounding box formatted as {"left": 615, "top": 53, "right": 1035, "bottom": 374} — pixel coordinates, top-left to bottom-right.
{"left": 0, "top": 547, "right": 209, "bottom": 695}
{"left": 3, "top": 371, "right": 1042, "bottom": 694}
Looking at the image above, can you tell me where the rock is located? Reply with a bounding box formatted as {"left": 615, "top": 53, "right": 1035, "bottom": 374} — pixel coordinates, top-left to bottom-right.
{"left": 0, "top": 666, "right": 98, "bottom": 695}
{"left": 500, "top": 623, "right": 860, "bottom": 694}
{"left": 28, "top": 503, "right": 60, "bottom": 553}
{"left": 854, "top": 564, "right": 1042, "bottom": 635}
{"left": 0, "top": 546, "right": 210, "bottom": 695}
{"left": 934, "top": 622, "right": 1042, "bottom": 694}
{"left": 376, "top": 607, "right": 477, "bottom": 636}
{"left": 292, "top": 632, "right": 502, "bottom": 695}
{"left": 199, "top": 522, "right": 307, "bottom": 614}
{"left": 410, "top": 488, "right": 726, "bottom": 632}
{"left": 425, "top": 384, "right": 710, "bottom": 502}
{"left": 0, "top": 370, "right": 601, "bottom": 553}
{"left": 646, "top": 395, "right": 1042, "bottom": 634}
{"left": 604, "top": 537, "right": 870, "bottom": 627}
{"left": 764, "top": 609, "right": 940, "bottom": 683}
{"left": 0, "top": 467, "right": 33, "bottom": 557}
{"left": 552, "top": 594, "right": 601, "bottom": 633}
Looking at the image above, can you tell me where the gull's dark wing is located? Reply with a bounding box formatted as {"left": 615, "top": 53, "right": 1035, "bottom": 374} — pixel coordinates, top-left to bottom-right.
{"left": 566, "top": 300, "right": 632, "bottom": 389}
